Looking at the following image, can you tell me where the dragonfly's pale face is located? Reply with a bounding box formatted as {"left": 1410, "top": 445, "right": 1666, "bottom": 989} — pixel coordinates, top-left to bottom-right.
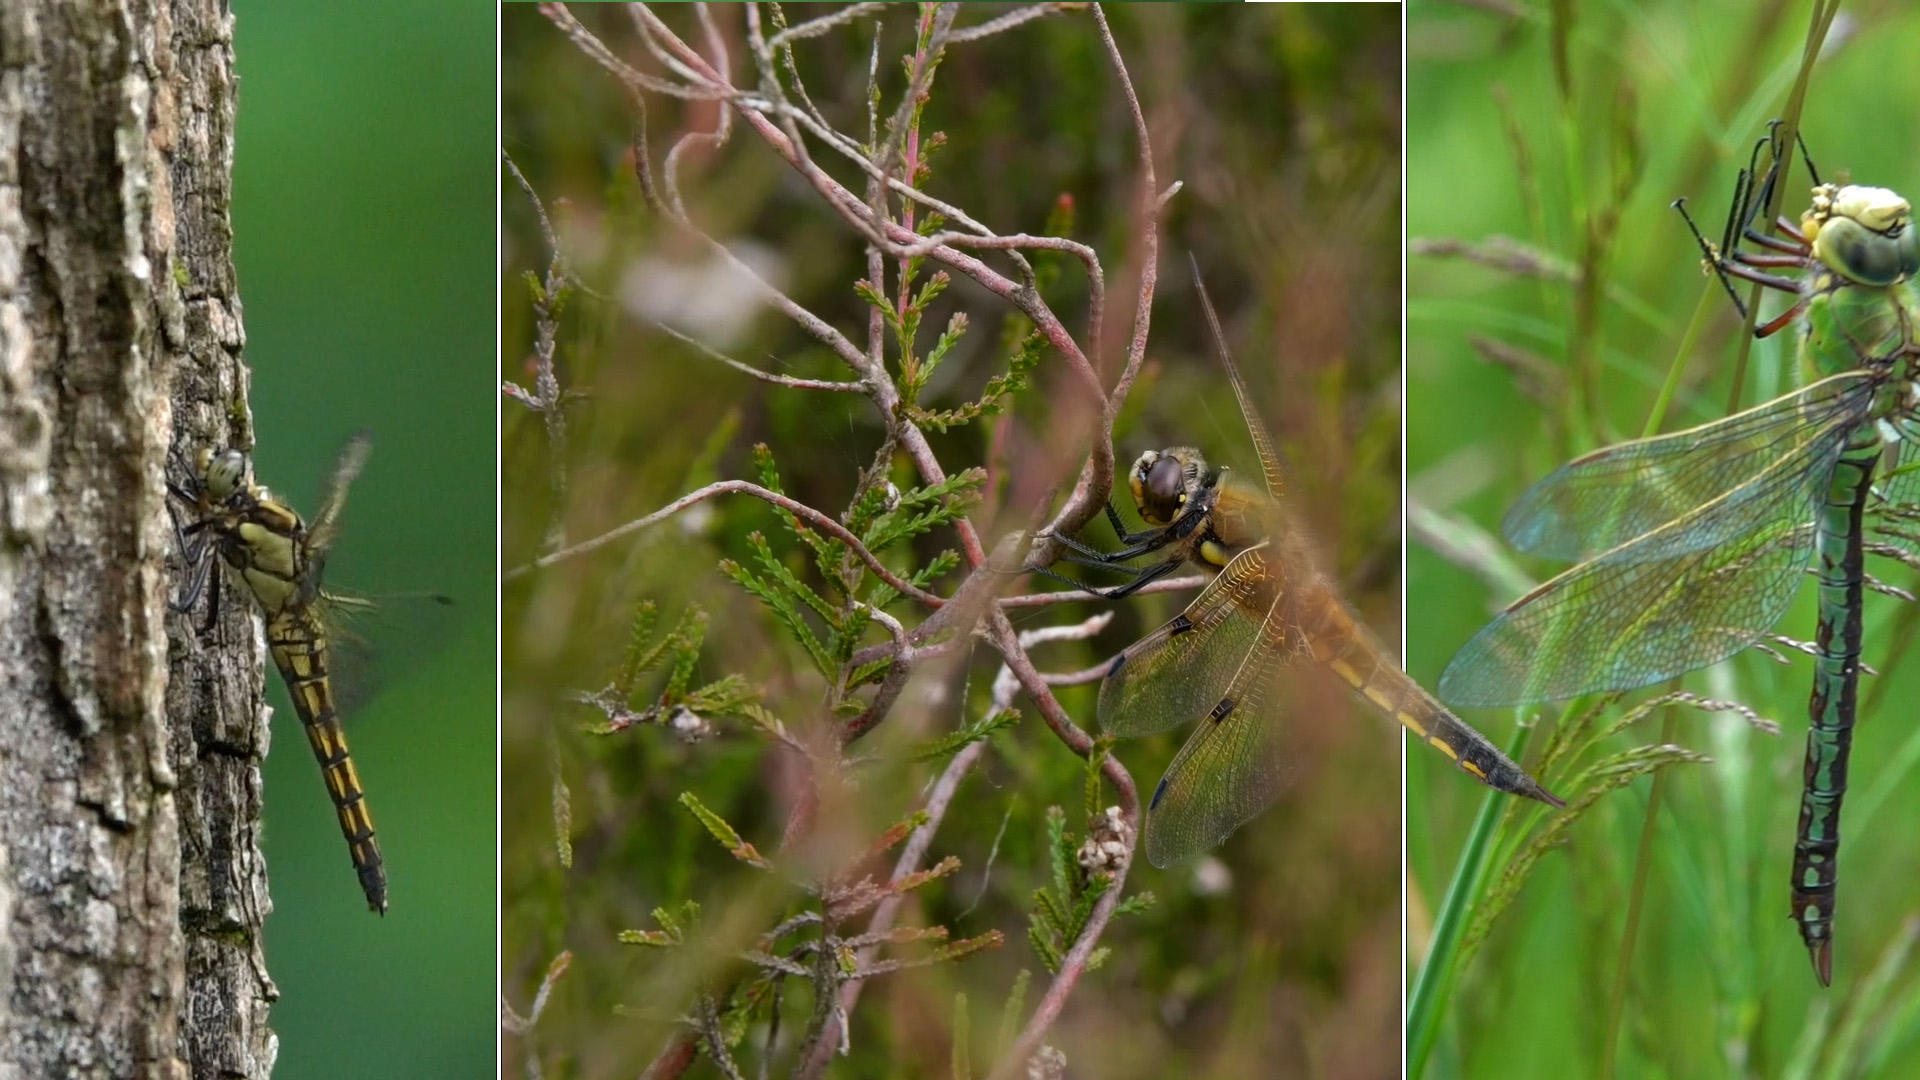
{"left": 1128, "top": 447, "right": 1213, "bottom": 528}
{"left": 1806, "top": 183, "right": 1920, "bottom": 288}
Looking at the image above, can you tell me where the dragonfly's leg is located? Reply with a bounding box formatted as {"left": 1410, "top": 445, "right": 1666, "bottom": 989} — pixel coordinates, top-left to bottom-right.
{"left": 198, "top": 555, "right": 222, "bottom": 636}
{"left": 1756, "top": 300, "right": 1809, "bottom": 339}
{"left": 1739, "top": 252, "right": 1814, "bottom": 269}
{"left": 172, "top": 530, "right": 217, "bottom": 615}
{"left": 1048, "top": 526, "right": 1179, "bottom": 565}
{"left": 1092, "top": 557, "right": 1186, "bottom": 600}
{"left": 166, "top": 445, "right": 197, "bottom": 492}
{"left": 1053, "top": 552, "right": 1155, "bottom": 578}
{"left": 1677, "top": 197, "right": 1753, "bottom": 319}
{"left": 1743, "top": 228, "right": 1807, "bottom": 255}
{"left": 1716, "top": 261, "right": 1805, "bottom": 296}
{"left": 1046, "top": 530, "right": 1119, "bottom": 561}
{"left": 1089, "top": 500, "right": 1179, "bottom": 547}
{"left": 1021, "top": 558, "right": 1185, "bottom": 602}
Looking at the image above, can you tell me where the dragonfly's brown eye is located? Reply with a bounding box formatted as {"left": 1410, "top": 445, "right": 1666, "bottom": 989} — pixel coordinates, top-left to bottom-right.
{"left": 1140, "top": 454, "right": 1186, "bottom": 525}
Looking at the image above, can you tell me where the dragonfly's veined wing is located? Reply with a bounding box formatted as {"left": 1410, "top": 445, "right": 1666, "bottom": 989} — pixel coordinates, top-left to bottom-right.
{"left": 1439, "top": 383, "right": 1873, "bottom": 708}
{"left": 1869, "top": 424, "right": 1920, "bottom": 557}
{"left": 314, "top": 587, "right": 459, "bottom": 716}
{"left": 1099, "top": 544, "right": 1295, "bottom": 868}
{"left": 1098, "top": 542, "right": 1269, "bottom": 739}
{"left": 1503, "top": 372, "right": 1879, "bottom": 562}
{"left": 304, "top": 431, "right": 372, "bottom": 586}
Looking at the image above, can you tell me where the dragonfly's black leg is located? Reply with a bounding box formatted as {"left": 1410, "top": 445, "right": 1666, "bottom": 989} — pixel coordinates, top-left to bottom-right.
{"left": 1024, "top": 557, "right": 1184, "bottom": 602}
{"left": 1086, "top": 557, "right": 1185, "bottom": 600}
{"left": 1047, "top": 525, "right": 1180, "bottom": 566}
{"left": 173, "top": 535, "right": 217, "bottom": 615}
{"left": 1677, "top": 197, "right": 1752, "bottom": 318}
{"left": 199, "top": 553, "right": 223, "bottom": 636}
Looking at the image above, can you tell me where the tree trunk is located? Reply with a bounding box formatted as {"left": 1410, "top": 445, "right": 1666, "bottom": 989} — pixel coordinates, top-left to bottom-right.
{"left": 0, "top": 1, "right": 274, "bottom": 1077}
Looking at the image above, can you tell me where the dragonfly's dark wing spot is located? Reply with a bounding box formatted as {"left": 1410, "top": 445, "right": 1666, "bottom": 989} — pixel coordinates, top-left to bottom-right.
{"left": 1100, "top": 549, "right": 1273, "bottom": 739}
{"left": 1141, "top": 603, "right": 1289, "bottom": 868}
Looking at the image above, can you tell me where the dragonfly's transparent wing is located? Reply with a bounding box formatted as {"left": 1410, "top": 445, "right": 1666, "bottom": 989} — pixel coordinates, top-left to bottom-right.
{"left": 1140, "top": 588, "right": 1290, "bottom": 868}
{"left": 1192, "top": 260, "right": 1288, "bottom": 500}
{"left": 306, "top": 431, "right": 372, "bottom": 580}
{"left": 317, "top": 588, "right": 460, "bottom": 716}
{"left": 1099, "top": 545, "right": 1271, "bottom": 738}
{"left": 1869, "top": 426, "right": 1920, "bottom": 558}
{"left": 1440, "top": 416, "right": 1857, "bottom": 707}
{"left": 1504, "top": 372, "right": 1876, "bottom": 562}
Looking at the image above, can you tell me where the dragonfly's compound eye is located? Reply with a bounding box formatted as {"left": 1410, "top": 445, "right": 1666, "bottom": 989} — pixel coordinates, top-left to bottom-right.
{"left": 204, "top": 449, "right": 249, "bottom": 501}
{"left": 1813, "top": 186, "right": 1920, "bottom": 287}
{"left": 1137, "top": 453, "right": 1188, "bottom": 526}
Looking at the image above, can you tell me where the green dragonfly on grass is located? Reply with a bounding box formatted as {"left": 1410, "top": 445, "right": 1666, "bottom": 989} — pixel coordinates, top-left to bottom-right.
{"left": 1439, "top": 128, "right": 1920, "bottom": 985}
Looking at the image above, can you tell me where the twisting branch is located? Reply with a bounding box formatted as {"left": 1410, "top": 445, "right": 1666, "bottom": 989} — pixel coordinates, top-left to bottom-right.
{"left": 517, "top": 6, "right": 1177, "bottom": 1074}
{"left": 982, "top": 608, "right": 1139, "bottom": 1080}
{"left": 1035, "top": 2, "right": 1164, "bottom": 554}
{"left": 504, "top": 478, "right": 944, "bottom": 608}
{"left": 502, "top": 151, "right": 574, "bottom": 554}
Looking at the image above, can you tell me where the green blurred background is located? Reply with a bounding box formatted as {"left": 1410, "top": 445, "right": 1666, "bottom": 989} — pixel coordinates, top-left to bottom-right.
{"left": 228, "top": 2, "right": 492, "bottom": 1076}
{"left": 1408, "top": 1, "right": 1920, "bottom": 1076}
{"left": 502, "top": 5, "right": 1401, "bottom": 1078}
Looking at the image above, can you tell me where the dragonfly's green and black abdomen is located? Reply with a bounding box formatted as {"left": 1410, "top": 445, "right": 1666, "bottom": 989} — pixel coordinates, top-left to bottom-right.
{"left": 1793, "top": 439, "right": 1878, "bottom": 985}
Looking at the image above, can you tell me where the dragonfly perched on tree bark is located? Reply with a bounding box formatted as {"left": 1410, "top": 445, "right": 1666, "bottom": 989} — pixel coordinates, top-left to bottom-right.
{"left": 170, "top": 433, "right": 391, "bottom": 914}
{"left": 1438, "top": 129, "right": 1920, "bottom": 985}
{"left": 1039, "top": 262, "right": 1562, "bottom": 869}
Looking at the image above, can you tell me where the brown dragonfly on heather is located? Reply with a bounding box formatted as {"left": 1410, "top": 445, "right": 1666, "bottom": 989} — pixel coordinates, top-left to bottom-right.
{"left": 1038, "top": 264, "right": 1563, "bottom": 868}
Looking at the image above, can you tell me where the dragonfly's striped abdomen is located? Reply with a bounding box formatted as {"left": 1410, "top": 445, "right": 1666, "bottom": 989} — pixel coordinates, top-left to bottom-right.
{"left": 1299, "top": 586, "right": 1564, "bottom": 808}
{"left": 266, "top": 605, "right": 387, "bottom": 914}
{"left": 1793, "top": 438, "right": 1877, "bottom": 985}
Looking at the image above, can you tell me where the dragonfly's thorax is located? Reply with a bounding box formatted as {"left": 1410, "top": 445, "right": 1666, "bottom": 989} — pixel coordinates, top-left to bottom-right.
{"left": 189, "top": 445, "right": 319, "bottom": 616}
{"left": 229, "top": 506, "right": 308, "bottom": 615}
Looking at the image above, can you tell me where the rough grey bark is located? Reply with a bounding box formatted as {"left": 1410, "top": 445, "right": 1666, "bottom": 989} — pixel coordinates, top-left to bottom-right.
{"left": 0, "top": 2, "right": 274, "bottom": 1078}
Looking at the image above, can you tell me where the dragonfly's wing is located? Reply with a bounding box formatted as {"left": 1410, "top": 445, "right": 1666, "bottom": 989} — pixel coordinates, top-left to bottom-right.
{"left": 1504, "top": 372, "right": 1877, "bottom": 562}
{"left": 316, "top": 588, "right": 459, "bottom": 716}
{"left": 1139, "top": 584, "right": 1291, "bottom": 868}
{"left": 1099, "top": 544, "right": 1271, "bottom": 739}
{"left": 306, "top": 431, "right": 372, "bottom": 580}
{"left": 1440, "top": 414, "right": 1857, "bottom": 707}
{"left": 1869, "top": 427, "right": 1920, "bottom": 557}
{"left": 1192, "top": 257, "right": 1287, "bottom": 501}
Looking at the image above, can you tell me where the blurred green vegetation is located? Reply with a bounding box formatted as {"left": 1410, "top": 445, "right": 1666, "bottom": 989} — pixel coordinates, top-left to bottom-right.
{"left": 502, "top": 5, "right": 1401, "bottom": 1078}
{"left": 1408, "top": 1, "right": 1920, "bottom": 1077}
{"left": 227, "top": 2, "right": 492, "bottom": 1077}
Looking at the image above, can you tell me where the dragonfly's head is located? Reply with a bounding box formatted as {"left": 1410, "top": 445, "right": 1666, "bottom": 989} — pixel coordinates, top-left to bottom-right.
{"left": 197, "top": 447, "right": 252, "bottom": 503}
{"left": 1805, "top": 183, "right": 1920, "bottom": 288}
{"left": 1128, "top": 446, "right": 1218, "bottom": 528}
